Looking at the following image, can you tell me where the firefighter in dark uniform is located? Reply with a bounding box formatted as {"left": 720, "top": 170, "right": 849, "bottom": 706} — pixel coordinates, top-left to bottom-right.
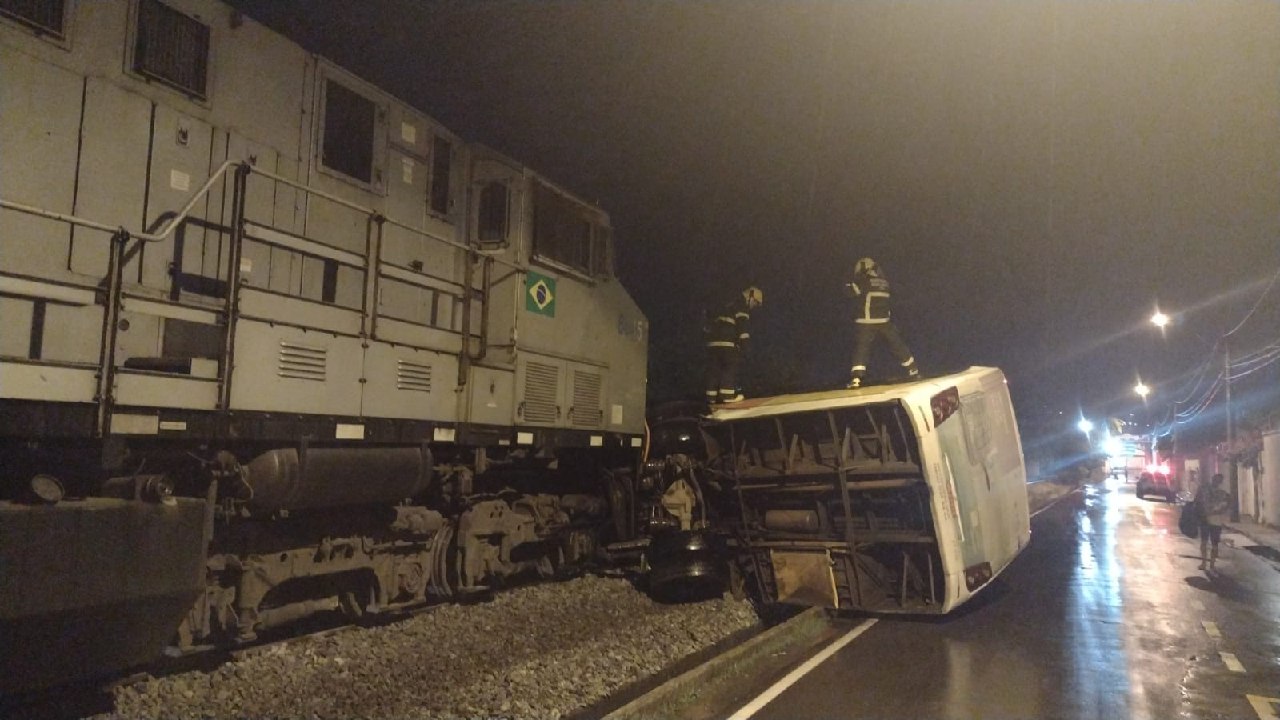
{"left": 705, "top": 286, "right": 763, "bottom": 404}
{"left": 847, "top": 258, "right": 918, "bottom": 388}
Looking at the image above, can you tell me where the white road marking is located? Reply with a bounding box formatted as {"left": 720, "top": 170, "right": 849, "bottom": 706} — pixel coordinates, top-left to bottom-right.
{"left": 1220, "top": 652, "right": 1246, "bottom": 673}
{"left": 1192, "top": 599, "right": 1206, "bottom": 611}
{"left": 1203, "top": 620, "right": 1221, "bottom": 639}
{"left": 1247, "top": 694, "right": 1280, "bottom": 720}
{"left": 727, "top": 618, "right": 879, "bottom": 720}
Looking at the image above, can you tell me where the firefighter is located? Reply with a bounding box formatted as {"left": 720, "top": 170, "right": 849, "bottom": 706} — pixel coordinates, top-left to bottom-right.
{"left": 705, "top": 285, "right": 763, "bottom": 404}
{"left": 846, "top": 257, "right": 918, "bottom": 388}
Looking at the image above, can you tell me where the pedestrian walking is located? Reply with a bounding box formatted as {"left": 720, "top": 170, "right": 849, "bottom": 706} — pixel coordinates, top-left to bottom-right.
{"left": 704, "top": 285, "right": 762, "bottom": 404}
{"left": 846, "top": 257, "right": 919, "bottom": 388}
{"left": 1195, "top": 473, "right": 1232, "bottom": 571}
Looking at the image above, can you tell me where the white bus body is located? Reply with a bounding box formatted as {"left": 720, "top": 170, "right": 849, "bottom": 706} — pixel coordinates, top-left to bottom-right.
{"left": 706, "top": 366, "right": 1030, "bottom": 614}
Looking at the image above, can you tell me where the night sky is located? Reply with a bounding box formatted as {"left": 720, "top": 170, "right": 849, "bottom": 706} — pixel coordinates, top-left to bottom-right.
{"left": 229, "top": 1, "right": 1280, "bottom": 441}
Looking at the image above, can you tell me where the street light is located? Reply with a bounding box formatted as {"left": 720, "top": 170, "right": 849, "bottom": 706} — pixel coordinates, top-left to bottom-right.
{"left": 1147, "top": 306, "right": 1234, "bottom": 513}
{"left": 1077, "top": 418, "right": 1094, "bottom": 435}
{"left": 1134, "top": 381, "right": 1150, "bottom": 399}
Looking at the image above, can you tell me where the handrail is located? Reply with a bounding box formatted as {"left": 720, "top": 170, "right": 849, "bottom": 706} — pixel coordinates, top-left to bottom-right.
{"left": 247, "top": 165, "right": 522, "bottom": 272}
{"left": 3, "top": 157, "right": 520, "bottom": 393}
{"left": 0, "top": 199, "right": 124, "bottom": 236}
{"left": 0, "top": 159, "right": 242, "bottom": 243}
{"left": 2, "top": 160, "right": 523, "bottom": 272}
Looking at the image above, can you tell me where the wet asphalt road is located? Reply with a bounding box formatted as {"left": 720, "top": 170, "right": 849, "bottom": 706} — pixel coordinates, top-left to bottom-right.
{"left": 740, "top": 478, "right": 1280, "bottom": 720}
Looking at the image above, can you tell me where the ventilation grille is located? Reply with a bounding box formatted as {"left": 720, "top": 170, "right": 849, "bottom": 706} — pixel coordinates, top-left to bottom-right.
{"left": 0, "top": 0, "right": 66, "bottom": 37}
{"left": 521, "top": 362, "right": 559, "bottom": 424}
{"left": 278, "top": 341, "right": 326, "bottom": 381}
{"left": 397, "top": 359, "right": 432, "bottom": 393}
{"left": 134, "top": 0, "right": 209, "bottom": 99}
{"left": 569, "top": 370, "right": 602, "bottom": 427}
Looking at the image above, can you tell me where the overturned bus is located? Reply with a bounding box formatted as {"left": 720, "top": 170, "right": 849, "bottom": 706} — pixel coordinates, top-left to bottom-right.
{"left": 639, "top": 366, "right": 1030, "bottom": 614}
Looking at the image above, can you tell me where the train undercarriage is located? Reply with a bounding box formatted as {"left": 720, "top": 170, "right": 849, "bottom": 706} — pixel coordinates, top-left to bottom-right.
{"left": 0, "top": 435, "right": 634, "bottom": 694}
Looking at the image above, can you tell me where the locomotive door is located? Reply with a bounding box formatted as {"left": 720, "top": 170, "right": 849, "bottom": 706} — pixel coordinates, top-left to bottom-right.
{"left": 468, "top": 153, "right": 523, "bottom": 363}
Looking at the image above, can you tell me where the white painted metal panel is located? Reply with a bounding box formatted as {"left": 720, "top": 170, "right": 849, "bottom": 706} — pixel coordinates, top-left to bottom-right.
{"left": 39, "top": 304, "right": 104, "bottom": 364}
{"left": 388, "top": 105, "right": 430, "bottom": 160}
{"left": 245, "top": 222, "right": 365, "bottom": 268}
{"left": 386, "top": 147, "right": 428, "bottom": 229}
{"left": 228, "top": 320, "right": 362, "bottom": 415}
{"left": 466, "top": 366, "right": 515, "bottom": 427}
{"left": 0, "top": 362, "right": 97, "bottom": 402}
{"left": 0, "top": 298, "right": 33, "bottom": 358}
{"left": 70, "top": 78, "right": 151, "bottom": 279}
{"left": 141, "top": 105, "right": 213, "bottom": 292}
{"left": 116, "top": 373, "right": 219, "bottom": 410}
{"left": 114, "top": 310, "right": 163, "bottom": 364}
{"left": 238, "top": 288, "right": 362, "bottom": 336}
{"left": 360, "top": 342, "right": 458, "bottom": 421}
{"left": 373, "top": 316, "right": 463, "bottom": 355}
{"left": 120, "top": 297, "right": 220, "bottom": 326}
{"left": 0, "top": 46, "right": 81, "bottom": 282}
{"left": 0, "top": 277, "right": 97, "bottom": 305}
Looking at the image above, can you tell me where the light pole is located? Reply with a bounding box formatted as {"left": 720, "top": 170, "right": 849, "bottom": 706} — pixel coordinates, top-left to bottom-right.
{"left": 1149, "top": 309, "right": 1236, "bottom": 515}
{"left": 1224, "top": 335, "right": 1238, "bottom": 521}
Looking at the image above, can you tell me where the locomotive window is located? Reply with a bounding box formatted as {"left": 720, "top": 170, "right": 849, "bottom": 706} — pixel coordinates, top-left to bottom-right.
{"left": 133, "top": 0, "right": 209, "bottom": 99}
{"left": 532, "top": 180, "right": 607, "bottom": 278}
{"left": 322, "top": 80, "right": 376, "bottom": 184}
{"left": 429, "top": 136, "right": 452, "bottom": 216}
{"left": 0, "top": 0, "right": 66, "bottom": 38}
{"left": 476, "top": 181, "right": 509, "bottom": 246}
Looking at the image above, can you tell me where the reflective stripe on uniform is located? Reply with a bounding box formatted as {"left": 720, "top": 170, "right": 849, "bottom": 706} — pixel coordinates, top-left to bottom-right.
{"left": 735, "top": 312, "right": 750, "bottom": 320}
{"left": 851, "top": 365, "right": 866, "bottom": 372}
{"left": 901, "top": 356, "right": 916, "bottom": 367}
{"left": 706, "top": 340, "right": 737, "bottom": 348}
{"left": 738, "top": 332, "right": 750, "bottom": 339}
{"left": 855, "top": 318, "right": 889, "bottom": 324}
{"left": 862, "top": 291, "right": 890, "bottom": 322}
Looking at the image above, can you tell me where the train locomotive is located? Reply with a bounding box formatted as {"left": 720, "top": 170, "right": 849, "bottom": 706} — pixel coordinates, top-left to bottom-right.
{"left": 0, "top": 0, "right": 647, "bottom": 694}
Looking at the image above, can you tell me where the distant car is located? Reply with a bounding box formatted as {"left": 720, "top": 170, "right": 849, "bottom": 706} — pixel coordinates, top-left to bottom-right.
{"left": 1136, "top": 470, "right": 1176, "bottom": 502}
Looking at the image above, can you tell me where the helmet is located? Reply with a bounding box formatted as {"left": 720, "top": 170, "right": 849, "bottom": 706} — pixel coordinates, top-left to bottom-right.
{"left": 855, "top": 257, "right": 880, "bottom": 277}
{"left": 742, "top": 286, "right": 763, "bottom": 307}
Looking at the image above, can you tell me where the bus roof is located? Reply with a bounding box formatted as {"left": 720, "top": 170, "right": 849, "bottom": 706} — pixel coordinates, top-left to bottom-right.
{"left": 709, "top": 366, "right": 1005, "bottom": 422}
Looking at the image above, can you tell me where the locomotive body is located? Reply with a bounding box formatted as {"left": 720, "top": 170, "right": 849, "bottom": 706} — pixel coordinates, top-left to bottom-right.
{"left": 0, "top": 0, "right": 646, "bottom": 693}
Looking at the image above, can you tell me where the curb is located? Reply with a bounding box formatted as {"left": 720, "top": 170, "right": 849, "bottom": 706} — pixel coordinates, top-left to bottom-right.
{"left": 1230, "top": 523, "right": 1280, "bottom": 554}
{"left": 603, "top": 606, "right": 833, "bottom": 720}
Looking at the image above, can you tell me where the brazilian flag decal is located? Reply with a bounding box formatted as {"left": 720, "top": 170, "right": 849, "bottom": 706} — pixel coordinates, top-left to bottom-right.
{"left": 525, "top": 271, "right": 556, "bottom": 317}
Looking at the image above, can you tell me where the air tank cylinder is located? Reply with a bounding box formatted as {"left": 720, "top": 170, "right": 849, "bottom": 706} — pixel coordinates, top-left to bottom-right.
{"left": 242, "top": 447, "right": 430, "bottom": 514}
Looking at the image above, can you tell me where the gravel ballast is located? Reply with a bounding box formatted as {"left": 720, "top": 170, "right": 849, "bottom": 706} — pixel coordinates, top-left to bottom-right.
{"left": 98, "top": 575, "right": 759, "bottom": 719}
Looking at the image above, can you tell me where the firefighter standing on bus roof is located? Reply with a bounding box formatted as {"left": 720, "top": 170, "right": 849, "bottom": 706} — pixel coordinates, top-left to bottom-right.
{"left": 705, "top": 286, "right": 763, "bottom": 404}
{"left": 847, "top": 258, "right": 918, "bottom": 388}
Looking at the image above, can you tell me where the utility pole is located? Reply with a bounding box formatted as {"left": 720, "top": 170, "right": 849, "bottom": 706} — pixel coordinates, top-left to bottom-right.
{"left": 1225, "top": 337, "right": 1239, "bottom": 522}
{"left": 1172, "top": 400, "right": 1182, "bottom": 493}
